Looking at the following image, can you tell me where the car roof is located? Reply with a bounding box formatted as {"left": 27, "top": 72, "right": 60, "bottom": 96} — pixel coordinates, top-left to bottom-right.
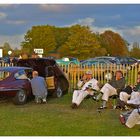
{"left": 94, "top": 56, "right": 116, "bottom": 59}
{"left": 18, "top": 58, "right": 55, "bottom": 61}
{"left": 17, "top": 58, "right": 56, "bottom": 65}
{"left": 0, "top": 67, "right": 32, "bottom": 72}
{"left": 62, "top": 56, "right": 77, "bottom": 59}
{"left": 84, "top": 59, "right": 112, "bottom": 63}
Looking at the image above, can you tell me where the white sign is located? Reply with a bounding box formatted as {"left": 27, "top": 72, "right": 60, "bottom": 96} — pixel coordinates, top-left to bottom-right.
{"left": 34, "top": 49, "right": 43, "bottom": 54}
{"left": 0, "top": 49, "right": 3, "bottom": 57}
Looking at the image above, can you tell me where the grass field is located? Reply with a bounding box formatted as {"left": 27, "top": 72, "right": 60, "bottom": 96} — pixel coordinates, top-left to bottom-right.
{"left": 0, "top": 94, "right": 140, "bottom": 136}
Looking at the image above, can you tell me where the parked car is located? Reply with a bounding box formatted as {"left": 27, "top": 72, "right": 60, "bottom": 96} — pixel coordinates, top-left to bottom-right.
{"left": 81, "top": 59, "right": 114, "bottom": 67}
{"left": 88, "top": 56, "right": 117, "bottom": 64}
{"left": 93, "top": 56, "right": 138, "bottom": 65}
{"left": 17, "top": 58, "right": 69, "bottom": 98}
{"left": 0, "top": 58, "right": 69, "bottom": 105}
{"left": 1, "top": 56, "right": 11, "bottom": 64}
{"left": 0, "top": 67, "right": 32, "bottom": 105}
{"left": 113, "top": 56, "right": 138, "bottom": 65}
{"left": 56, "top": 57, "right": 80, "bottom": 66}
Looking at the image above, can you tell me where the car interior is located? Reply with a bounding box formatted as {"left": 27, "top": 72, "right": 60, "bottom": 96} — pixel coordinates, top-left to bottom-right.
{"left": 45, "top": 66, "right": 55, "bottom": 90}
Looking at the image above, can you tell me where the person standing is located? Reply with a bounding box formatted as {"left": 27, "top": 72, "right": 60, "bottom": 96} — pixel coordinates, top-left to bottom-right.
{"left": 31, "top": 71, "right": 48, "bottom": 103}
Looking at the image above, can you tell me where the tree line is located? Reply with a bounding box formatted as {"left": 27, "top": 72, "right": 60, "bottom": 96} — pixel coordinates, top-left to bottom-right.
{"left": 1, "top": 24, "right": 140, "bottom": 59}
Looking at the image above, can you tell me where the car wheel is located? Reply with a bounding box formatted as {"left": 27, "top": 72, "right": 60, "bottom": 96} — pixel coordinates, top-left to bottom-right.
{"left": 56, "top": 85, "right": 63, "bottom": 98}
{"left": 53, "top": 84, "right": 63, "bottom": 98}
{"left": 13, "top": 89, "right": 27, "bottom": 105}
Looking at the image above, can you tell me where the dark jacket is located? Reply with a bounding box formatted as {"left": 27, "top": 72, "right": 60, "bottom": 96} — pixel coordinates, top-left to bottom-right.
{"left": 133, "top": 82, "right": 140, "bottom": 92}
{"left": 109, "top": 76, "right": 125, "bottom": 94}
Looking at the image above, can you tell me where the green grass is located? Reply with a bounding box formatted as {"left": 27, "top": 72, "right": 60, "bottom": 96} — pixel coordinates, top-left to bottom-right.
{"left": 0, "top": 94, "right": 140, "bottom": 136}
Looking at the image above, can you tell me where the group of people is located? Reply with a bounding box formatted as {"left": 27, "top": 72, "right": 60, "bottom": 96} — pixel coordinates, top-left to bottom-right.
{"left": 71, "top": 70, "right": 125, "bottom": 109}
{"left": 23, "top": 68, "right": 140, "bottom": 129}
{"left": 71, "top": 70, "right": 140, "bottom": 128}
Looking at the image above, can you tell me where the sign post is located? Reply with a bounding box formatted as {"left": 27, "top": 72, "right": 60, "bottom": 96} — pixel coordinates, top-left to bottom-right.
{"left": 34, "top": 49, "right": 44, "bottom": 58}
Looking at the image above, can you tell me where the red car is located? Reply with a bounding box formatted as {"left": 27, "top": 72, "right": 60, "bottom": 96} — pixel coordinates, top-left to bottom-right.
{"left": 0, "top": 67, "right": 32, "bottom": 105}
{"left": 0, "top": 58, "right": 69, "bottom": 105}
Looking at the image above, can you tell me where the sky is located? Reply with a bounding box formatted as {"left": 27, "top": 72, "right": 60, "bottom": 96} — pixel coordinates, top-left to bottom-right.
{"left": 0, "top": 4, "right": 140, "bottom": 49}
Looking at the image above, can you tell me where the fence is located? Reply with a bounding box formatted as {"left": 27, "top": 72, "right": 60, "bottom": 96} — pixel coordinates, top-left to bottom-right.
{"left": 0, "top": 62, "right": 14, "bottom": 67}
{"left": 1, "top": 62, "right": 140, "bottom": 92}
{"left": 59, "top": 64, "right": 140, "bottom": 92}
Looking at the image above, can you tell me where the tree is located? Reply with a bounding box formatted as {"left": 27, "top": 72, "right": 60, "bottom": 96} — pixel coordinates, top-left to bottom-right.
{"left": 21, "top": 25, "right": 56, "bottom": 56}
{"left": 53, "top": 27, "right": 70, "bottom": 51}
{"left": 130, "top": 42, "right": 140, "bottom": 59}
{"left": 11, "top": 47, "right": 22, "bottom": 57}
{"left": 100, "top": 30, "right": 129, "bottom": 56}
{"left": 58, "top": 25, "right": 107, "bottom": 60}
{"left": 2, "top": 42, "right": 13, "bottom": 57}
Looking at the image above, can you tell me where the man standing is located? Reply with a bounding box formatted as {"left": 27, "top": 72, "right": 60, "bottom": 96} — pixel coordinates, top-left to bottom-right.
{"left": 95, "top": 70, "right": 125, "bottom": 109}
{"left": 71, "top": 70, "right": 100, "bottom": 109}
{"left": 31, "top": 71, "right": 48, "bottom": 103}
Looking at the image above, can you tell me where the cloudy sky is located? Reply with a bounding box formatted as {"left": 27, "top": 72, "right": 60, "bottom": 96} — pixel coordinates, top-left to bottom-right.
{"left": 0, "top": 4, "right": 140, "bottom": 49}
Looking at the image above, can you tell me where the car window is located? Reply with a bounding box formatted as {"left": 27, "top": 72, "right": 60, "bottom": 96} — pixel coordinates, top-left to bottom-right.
{"left": 25, "top": 69, "right": 33, "bottom": 79}
{"left": 99, "top": 61, "right": 106, "bottom": 64}
{"left": 14, "top": 70, "right": 28, "bottom": 80}
{"left": 45, "top": 66, "right": 54, "bottom": 77}
{"left": 69, "top": 58, "right": 77, "bottom": 61}
{"left": 119, "top": 58, "right": 124, "bottom": 63}
{"left": 0, "top": 71, "right": 11, "bottom": 81}
{"left": 128, "top": 58, "right": 137, "bottom": 63}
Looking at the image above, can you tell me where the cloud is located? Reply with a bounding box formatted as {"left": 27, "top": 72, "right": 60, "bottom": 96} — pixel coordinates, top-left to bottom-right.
{"left": 0, "top": 4, "right": 19, "bottom": 9}
{"left": 0, "top": 34, "right": 24, "bottom": 49}
{"left": 77, "top": 17, "right": 95, "bottom": 26}
{"left": 0, "top": 4, "right": 11, "bottom": 8}
{"left": 6, "top": 20, "right": 27, "bottom": 25}
{"left": 90, "top": 26, "right": 119, "bottom": 34}
{"left": 65, "top": 17, "right": 119, "bottom": 33}
{"left": 65, "top": 17, "right": 96, "bottom": 27}
{"left": 0, "top": 12, "right": 7, "bottom": 19}
{"left": 122, "top": 26, "right": 140, "bottom": 36}
{"left": 39, "top": 4, "right": 65, "bottom": 12}
{"left": 119, "top": 26, "right": 140, "bottom": 43}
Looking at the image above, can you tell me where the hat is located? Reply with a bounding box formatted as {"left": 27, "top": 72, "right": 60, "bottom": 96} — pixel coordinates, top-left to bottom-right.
{"left": 85, "top": 70, "right": 92, "bottom": 75}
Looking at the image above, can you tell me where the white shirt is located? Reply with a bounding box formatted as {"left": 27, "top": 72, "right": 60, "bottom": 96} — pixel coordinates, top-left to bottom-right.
{"left": 81, "top": 78, "right": 99, "bottom": 91}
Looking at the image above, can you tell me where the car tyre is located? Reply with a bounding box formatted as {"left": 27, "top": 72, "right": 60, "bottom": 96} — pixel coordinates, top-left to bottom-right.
{"left": 53, "top": 84, "right": 63, "bottom": 98}
{"left": 13, "top": 89, "right": 27, "bottom": 105}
